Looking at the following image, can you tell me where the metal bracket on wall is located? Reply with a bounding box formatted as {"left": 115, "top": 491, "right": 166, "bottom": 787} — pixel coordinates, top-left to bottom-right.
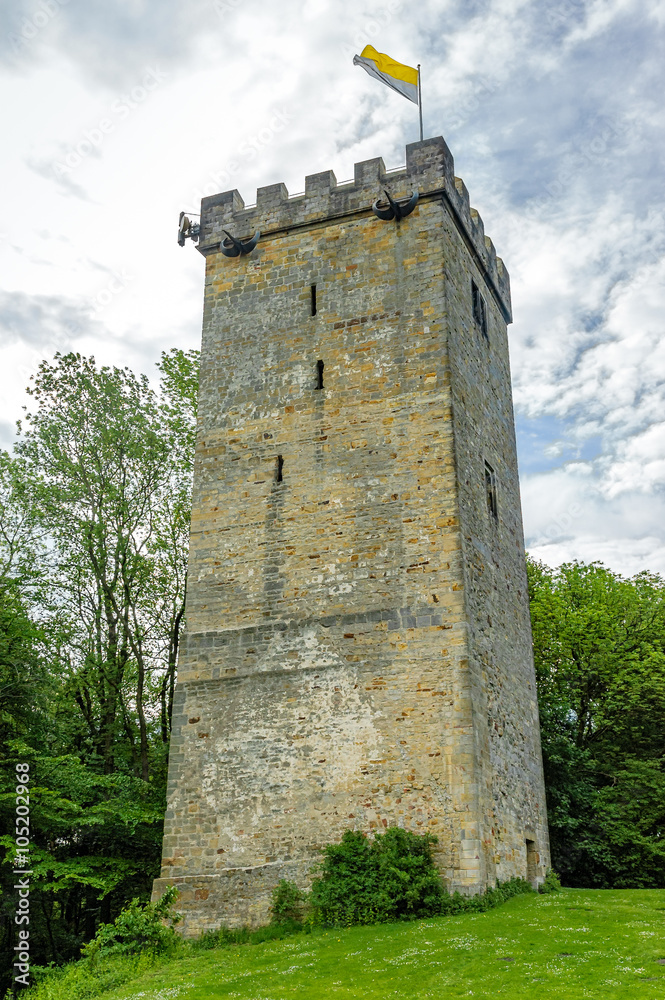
{"left": 220, "top": 229, "right": 261, "bottom": 257}
{"left": 371, "top": 189, "right": 419, "bottom": 222}
{"left": 178, "top": 211, "right": 200, "bottom": 246}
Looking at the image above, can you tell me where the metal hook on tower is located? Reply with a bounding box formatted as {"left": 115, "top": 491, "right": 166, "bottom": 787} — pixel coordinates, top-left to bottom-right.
{"left": 220, "top": 229, "right": 261, "bottom": 258}
{"left": 371, "top": 189, "right": 419, "bottom": 222}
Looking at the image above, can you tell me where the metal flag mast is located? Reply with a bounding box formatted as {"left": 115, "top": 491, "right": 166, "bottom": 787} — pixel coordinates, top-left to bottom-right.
{"left": 418, "top": 64, "right": 423, "bottom": 141}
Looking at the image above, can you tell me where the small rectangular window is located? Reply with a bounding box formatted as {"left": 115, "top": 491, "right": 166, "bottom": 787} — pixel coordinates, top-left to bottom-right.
{"left": 275, "top": 455, "right": 284, "bottom": 483}
{"left": 310, "top": 284, "right": 317, "bottom": 316}
{"left": 472, "top": 279, "right": 488, "bottom": 340}
{"left": 315, "top": 359, "right": 324, "bottom": 390}
{"left": 484, "top": 460, "right": 497, "bottom": 520}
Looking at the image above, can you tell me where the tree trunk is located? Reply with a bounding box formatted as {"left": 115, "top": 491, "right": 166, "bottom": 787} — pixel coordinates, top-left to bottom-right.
{"left": 135, "top": 649, "right": 149, "bottom": 782}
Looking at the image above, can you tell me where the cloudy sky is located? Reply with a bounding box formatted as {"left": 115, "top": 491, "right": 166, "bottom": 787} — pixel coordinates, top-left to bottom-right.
{"left": 1, "top": 0, "right": 663, "bottom": 577}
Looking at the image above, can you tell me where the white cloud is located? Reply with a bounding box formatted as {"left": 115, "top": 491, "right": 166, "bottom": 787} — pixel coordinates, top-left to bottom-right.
{"left": 522, "top": 466, "right": 665, "bottom": 575}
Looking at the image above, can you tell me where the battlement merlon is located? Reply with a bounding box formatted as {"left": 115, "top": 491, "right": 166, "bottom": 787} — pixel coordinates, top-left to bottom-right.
{"left": 197, "top": 136, "right": 512, "bottom": 324}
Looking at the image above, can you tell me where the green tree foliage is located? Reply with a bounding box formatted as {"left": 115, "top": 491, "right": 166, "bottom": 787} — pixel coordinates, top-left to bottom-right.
{"left": 0, "top": 350, "right": 198, "bottom": 993}
{"left": 12, "top": 351, "right": 193, "bottom": 780}
{"left": 0, "top": 581, "right": 44, "bottom": 749}
{"left": 528, "top": 557, "right": 665, "bottom": 888}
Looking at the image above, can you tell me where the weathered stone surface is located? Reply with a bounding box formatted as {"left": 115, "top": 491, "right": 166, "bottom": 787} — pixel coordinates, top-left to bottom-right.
{"left": 153, "top": 137, "right": 550, "bottom": 935}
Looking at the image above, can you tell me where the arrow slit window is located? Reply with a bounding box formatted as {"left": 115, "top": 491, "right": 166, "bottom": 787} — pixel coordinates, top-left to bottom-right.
{"left": 485, "top": 460, "right": 498, "bottom": 520}
{"left": 472, "top": 279, "right": 489, "bottom": 341}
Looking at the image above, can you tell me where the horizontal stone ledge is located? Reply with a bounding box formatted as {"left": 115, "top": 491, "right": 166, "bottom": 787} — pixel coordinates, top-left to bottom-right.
{"left": 181, "top": 604, "right": 459, "bottom": 646}
{"left": 157, "top": 859, "right": 302, "bottom": 879}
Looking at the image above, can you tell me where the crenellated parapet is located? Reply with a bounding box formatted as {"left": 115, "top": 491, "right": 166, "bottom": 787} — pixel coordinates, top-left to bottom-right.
{"left": 198, "top": 136, "right": 512, "bottom": 322}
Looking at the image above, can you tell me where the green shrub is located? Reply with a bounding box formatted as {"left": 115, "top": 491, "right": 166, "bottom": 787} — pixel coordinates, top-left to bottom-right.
{"left": 21, "top": 835, "right": 537, "bottom": 996}
{"left": 310, "top": 828, "right": 447, "bottom": 925}
{"left": 308, "top": 828, "right": 534, "bottom": 927}
{"left": 539, "top": 868, "right": 562, "bottom": 893}
{"left": 81, "top": 885, "right": 181, "bottom": 961}
{"left": 270, "top": 879, "right": 307, "bottom": 924}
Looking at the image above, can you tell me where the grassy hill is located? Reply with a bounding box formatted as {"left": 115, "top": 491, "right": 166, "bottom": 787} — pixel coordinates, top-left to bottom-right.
{"left": 26, "top": 888, "right": 665, "bottom": 1000}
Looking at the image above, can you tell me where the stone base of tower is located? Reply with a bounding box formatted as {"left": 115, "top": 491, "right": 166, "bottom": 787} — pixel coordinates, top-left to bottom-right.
{"left": 151, "top": 836, "right": 547, "bottom": 937}
{"left": 152, "top": 858, "right": 312, "bottom": 937}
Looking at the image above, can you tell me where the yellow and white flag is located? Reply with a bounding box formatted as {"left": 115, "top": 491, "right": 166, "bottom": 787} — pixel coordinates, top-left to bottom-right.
{"left": 353, "top": 45, "right": 419, "bottom": 105}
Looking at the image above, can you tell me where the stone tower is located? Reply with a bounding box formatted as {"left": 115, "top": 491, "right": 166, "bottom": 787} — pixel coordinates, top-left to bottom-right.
{"left": 152, "top": 137, "right": 550, "bottom": 935}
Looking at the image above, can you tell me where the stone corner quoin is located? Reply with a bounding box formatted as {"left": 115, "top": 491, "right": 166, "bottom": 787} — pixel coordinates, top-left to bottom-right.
{"left": 152, "top": 135, "right": 550, "bottom": 937}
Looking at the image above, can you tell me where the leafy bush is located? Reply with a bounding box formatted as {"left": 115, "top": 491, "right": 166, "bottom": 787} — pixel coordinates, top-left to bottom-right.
{"left": 81, "top": 885, "right": 181, "bottom": 961}
{"left": 308, "top": 828, "right": 534, "bottom": 927}
{"left": 270, "top": 879, "right": 307, "bottom": 924}
{"left": 310, "top": 828, "right": 444, "bottom": 925}
{"left": 539, "top": 868, "right": 562, "bottom": 893}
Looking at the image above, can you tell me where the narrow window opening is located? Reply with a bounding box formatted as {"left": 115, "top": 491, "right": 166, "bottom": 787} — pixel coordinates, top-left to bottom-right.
{"left": 484, "top": 460, "right": 498, "bottom": 520}
{"left": 275, "top": 455, "right": 284, "bottom": 483}
{"left": 472, "top": 279, "right": 489, "bottom": 340}
{"left": 315, "top": 359, "right": 324, "bottom": 390}
{"left": 526, "top": 839, "right": 538, "bottom": 887}
{"left": 310, "top": 283, "right": 317, "bottom": 316}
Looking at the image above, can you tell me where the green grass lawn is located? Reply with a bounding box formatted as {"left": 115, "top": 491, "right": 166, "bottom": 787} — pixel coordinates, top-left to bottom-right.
{"left": 31, "top": 889, "right": 665, "bottom": 1000}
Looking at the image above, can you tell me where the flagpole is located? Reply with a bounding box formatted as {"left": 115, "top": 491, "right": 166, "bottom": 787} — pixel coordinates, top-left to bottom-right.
{"left": 417, "top": 63, "right": 423, "bottom": 141}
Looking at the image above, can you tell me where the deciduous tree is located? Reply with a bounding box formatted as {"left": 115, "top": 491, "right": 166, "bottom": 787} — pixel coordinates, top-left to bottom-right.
{"left": 0, "top": 349, "right": 198, "bottom": 991}
{"left": 529, "top": 558, "right": 665, "bottom": 887}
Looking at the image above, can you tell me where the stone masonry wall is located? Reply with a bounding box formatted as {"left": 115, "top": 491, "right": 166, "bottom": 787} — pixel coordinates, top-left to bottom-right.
{"left": 153, "top": 138, "right": 549, "bottom": 936}
{"left": 442, "top": 184, "right": 551, "bottom": 887}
